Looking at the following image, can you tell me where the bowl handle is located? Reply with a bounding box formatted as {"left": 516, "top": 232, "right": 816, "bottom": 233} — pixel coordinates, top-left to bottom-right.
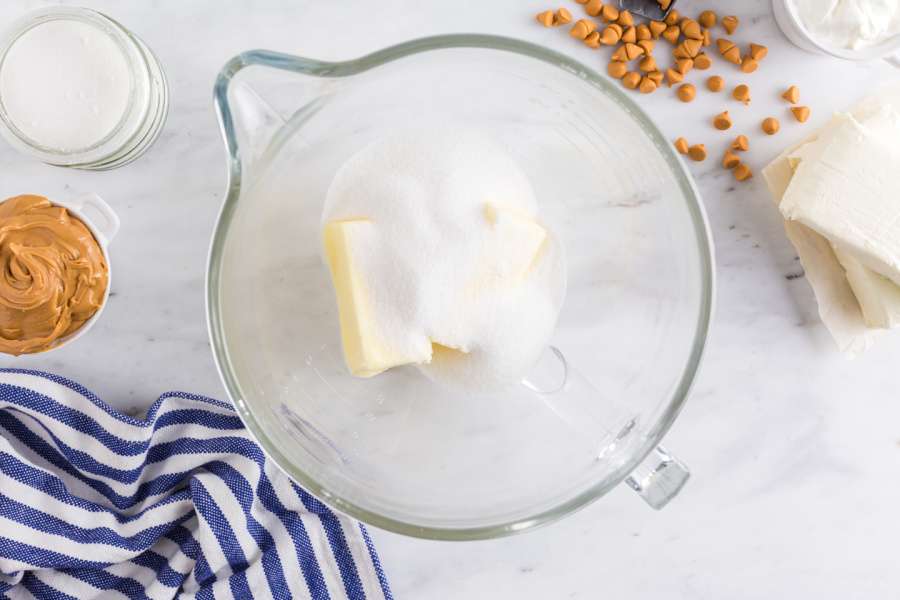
{"left": 67, "top": 193, "right": 121, "bottom": 245}
{"left": 625, "top": 446, "right": 690, "bottom": 510}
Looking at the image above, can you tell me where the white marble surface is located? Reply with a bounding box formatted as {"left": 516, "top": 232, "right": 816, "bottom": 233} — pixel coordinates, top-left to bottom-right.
{"left": 2, "top": 0, "right": 900, "bottom": 597}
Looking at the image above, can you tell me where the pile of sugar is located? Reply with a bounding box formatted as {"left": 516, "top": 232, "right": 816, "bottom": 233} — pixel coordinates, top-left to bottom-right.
{"left": 322, "top": 129, "right": 566, "bottom": 390}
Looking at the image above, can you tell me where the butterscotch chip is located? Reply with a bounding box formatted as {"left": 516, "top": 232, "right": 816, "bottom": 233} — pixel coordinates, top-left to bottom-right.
{"left": 792, "top": 106, "right": 811, "bottom": 123}
{"left": 556, "top": 8, "right": 573, "bottom": 24}
{"left": 607, "top": 61, "right": 628, "bottom": 79}
{"left": 636, "top": 24, "right": 652, "bottom": 41}
{"left": 722, "top": 15, "right": 739, "bottom": 34}
{"left": 749, "top": 43, "right": 768, "bottom": 60}
{"left": 536, "top": 10, "right": 555, "bottom": 27}
{"left": 639, "top": 55, "right": 658, "bottom": 72}
{"left": 622, "top": 26, "right": 638, "bottom": 44}
{"left": 601, "top": 4, "right": 619, "bottom": 22}
{"left": 707, "top": 75, "right": 725, "bottom": 92}
{"left": 675, "top": 137, "right": 690, "bottom": 154}
{"left": 584, "top": 31, "right": 601, "bottom": 48}
{"left": 717, "top": 38, "right": 735, "bottom": 54}
{"left": 762, "top": 117, "right": 780, "bottom": 135}
{"left": 618, "top": 10, "right": 634, "bottom": 27}
{"left": 611, "top": 45, "right": 629, "bottom": 61}
{"left": 622, "top": 72, "right": 641, "bottom": 89}
{"left": 647, "top": 70, "right": 664, "bottom": 85}
{"left": 675, "top": 58, "right": 694, "bottom": 74}
{"left": 702, "top": 28, "right": 712, "bottom": 47}
{"left": 731, "top": 135, "right": 749, "bottom": 151}
{"left": 639, "top": 77, "right": 657, "bottom": 94}
{"left": 664, "top": 9, "right": 680, "bottom": 26}
{"left": 584, "top": 0, "right": 603, "bottom": 16}
{"left": 782, "top": 85, "right": 800, "bottom": 104}
{"left": 733, "top": 84, "right": 751, "bottom": 104}
{"left": 663, "top": 25, "right": 681, "bottom": 44}
{"left": 694, "top": 53, "right": 712, "bottom": 69}
{"left": 699, "top": 10, "right": 717, "bottom": 28}
{"left": 600, "top": 27, "right": 621, "bottom": 45}
{"left": 681, "top": 19, "right": 703, "bottom": 40}
{"left": 688, "top": 144, "right": 707, "bottom": 161}
{"left": 713, "top": 111, "right": 732, "bottom": 130}
{"left": 741, "top": 56, "right": 759, "bottom": 73}
{"left": 649, "top": 20, "right": 667, "bottom": 38}
{"left": 658, "top": 0, "right": 672, "bottom": 9}
{"left": 677, "top": 83, "right": 697, "bottom": 102}
{"left": 724, "top": 46, "right": 742, "bottom": 64}
{"left": 638, "top": 39, "right": 656, "bottom": 54}
{"left": 674, "top": 40, "right": 702, "bottom": 59}
{"left": 723, "top": 150, "right": 740, "bottom": 169}
{"left": 570, "top": 19, "right": 596, "bottom": 39}
{"left": 666, "top": 68, "right": 684, "bottom": 86}
{"left": 734, "top": 162, "right": 753, "bottom": 181}
{"left": 624, "top": 42, "right": 645, "bottom": 60}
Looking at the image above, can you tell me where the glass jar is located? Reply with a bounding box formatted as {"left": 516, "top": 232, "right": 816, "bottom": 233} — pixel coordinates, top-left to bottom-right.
{"left": 0, "top": 7, "right": 169, "bottom": 170}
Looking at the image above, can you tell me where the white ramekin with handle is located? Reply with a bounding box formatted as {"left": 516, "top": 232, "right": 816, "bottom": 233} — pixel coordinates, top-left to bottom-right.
{"left": 773, "top": 0, "right": 900, "bottom": 66}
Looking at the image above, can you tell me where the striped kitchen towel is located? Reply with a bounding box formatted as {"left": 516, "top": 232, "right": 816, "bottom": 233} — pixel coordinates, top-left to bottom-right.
{"left": 0, "top": 369, "right": 392, "bottom": 600}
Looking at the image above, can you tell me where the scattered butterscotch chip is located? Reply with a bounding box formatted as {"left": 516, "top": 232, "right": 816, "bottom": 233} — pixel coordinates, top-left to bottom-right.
{"left": 556, "top": 8, "right": 573, "bottom": 25}
{"left": 782, "top": 85, "right": 800, "bottom": 104}
{"left": 649, "top": 20, "right": 667, "bottom": 38}
{"left": 741, "top": 56, "right": 759, "bottom": 73}
{"left": 611, "top": 45, "right": 629, "bottom": 61}
{"left": 674, "top": 39, "right": 702, "bottom": 59}
{"left": 584, "top": 0, "right": 603, "bottom": 17}
{"left": 636, "top": 24, "right": 652, "bottom": 41}
{"left": 600, "top": 26, "right": 621, "bottom": 45}
{"left": 699, "top": 10, "right": 717, "bottom": 28}
{"left": 762, "top": 117, "right": 780, "bottom": 135}
{"left": 713, "top": 111, "right": 732, "bottom": 130}
{"left": 666, "top": 68, "right": 684, "bottom": 86}
{"left": 658, "top": 0, "right": 673, "bottom": 9}
{"left": 688, "top": 144, "right": 707, "bottom": 162}
{"left": 717, "top": 38, "right": 734, "bottom": 53}
{"left": 608, "top": 23, "right": 624, "bottom": 37}
{"left": 584, "top": 31, "right": 602, "bottom": 48}
{"left": 722, "top": 15, "right": 739, "bottom": 34}
{"left": 639, "top": 77, "right": 658, "bottom": 94}
{"left": 664, "top": 9, "right": 680, "bottom": 26}
{"left": 717, "top": 39, "right": 742, "bottom": 64}
{"left": 675, "top": 137, "right": 690, "bottom": 154}
{"left": 734, "top": 162, "right": 753, "bottom": 181}
{"left": 638, "top": 39, "right": 656, "bottom": 54}
{"left": 694, "top": 53, "right": 713, "bottom": 69}
{"left": 749, "top": 43, "right": 768, "bottom": 60}
{"left": 570, "top": 19, "right": 596, "bottom": 39}
{"left": 647, "top": 70, "right": 664, "bottom": 85}
{"left": 723, "top": 150, "right": 740, "bottom": 169}
{"left": 702, "top": 28, "right": 713, "bottom": 47}
{"left": 792, "top": 106, "right": 811, "bottom": 123}
{"left": 536, "top": 10, "right": 555, "bottom": 27}
{"left": 663, "top": 25, "right": 681, "bottom": 44}
{"left": 618, "top": 10, "right": 635, "bottom": 27}
{"left": 622, "top": 71, "right": 642, "bottom": 89}
{"left": 624, "top": 42, "right": 645, "bottom": 60}
{"left": 607, "top": 61, "right": 628, "bottom": 79}
{"left": 675, "top": 58, "right": 694, "bottom": 74}
{"left": 639, "top": 55, "right": 658, "bottom": 72}
{"left": 677, "top": 83, "right": 697, "bottom": 102}
{"left": 681, "top": 19, "right": 703, "bottom": 40}
{"left": 601, "top": 4, "right": 619, "bottom": 22}
{"left": 707, "top": 75, "right": 725, "bottom": 92}
{"left": 731, "top": 135, "right": 749, "bottom": 151}
{"left": 622, "top": 26, "right": 638, "bottom": 44}
{"left": 733, "top": 84, "right": 751, "bottom": 104}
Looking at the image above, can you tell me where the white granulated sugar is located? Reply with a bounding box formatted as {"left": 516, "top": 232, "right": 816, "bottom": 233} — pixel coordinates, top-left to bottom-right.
{"left": 0, "top": 19, "right": 132, "bottom": 151}
{"left": 323, "top": 128, "right": 566, "bottom": 391}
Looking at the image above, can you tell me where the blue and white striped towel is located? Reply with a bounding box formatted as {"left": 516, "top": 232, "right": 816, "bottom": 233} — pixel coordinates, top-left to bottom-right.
{"left": 0, "top": 369, "right": 392, "bottom": 600}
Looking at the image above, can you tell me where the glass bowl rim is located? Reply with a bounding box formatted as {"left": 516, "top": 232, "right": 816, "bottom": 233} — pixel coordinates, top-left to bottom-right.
{"left": 207, "top": 34, "right": 716, "bottom": 541}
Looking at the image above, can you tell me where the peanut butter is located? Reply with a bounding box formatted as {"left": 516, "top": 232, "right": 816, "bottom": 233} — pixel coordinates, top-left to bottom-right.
{"left": 0, "top": 195, "right": 108, "bottom": 355}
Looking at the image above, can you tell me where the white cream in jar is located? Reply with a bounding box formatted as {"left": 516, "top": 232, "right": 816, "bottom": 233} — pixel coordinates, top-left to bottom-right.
{"left": 789, "top": 0, "right": 900, "bottom": 49}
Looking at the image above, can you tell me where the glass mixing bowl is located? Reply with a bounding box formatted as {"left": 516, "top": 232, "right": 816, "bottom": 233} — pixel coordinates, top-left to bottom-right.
{"left": 208, "top": 35, "right": 714, "bottom": 540}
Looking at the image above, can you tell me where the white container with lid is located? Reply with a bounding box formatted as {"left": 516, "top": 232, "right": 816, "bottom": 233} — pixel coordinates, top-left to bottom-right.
{"left": 0, "top": 7, "right": 168, "bottom": 170}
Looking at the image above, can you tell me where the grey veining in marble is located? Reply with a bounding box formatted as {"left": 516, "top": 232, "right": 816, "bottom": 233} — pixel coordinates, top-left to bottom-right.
{"left": 1, "top": 0, "right": 899, "bottom": 598}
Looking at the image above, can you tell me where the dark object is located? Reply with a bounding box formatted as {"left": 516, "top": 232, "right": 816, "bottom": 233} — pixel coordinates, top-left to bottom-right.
{"left": 618, "top": 0, "right": 677, "bottom": 20}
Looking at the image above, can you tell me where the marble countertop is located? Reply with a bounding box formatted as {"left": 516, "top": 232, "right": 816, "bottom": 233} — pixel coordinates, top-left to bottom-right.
{"left": 3, "top": 0, "right": 900, "bottom": 597}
